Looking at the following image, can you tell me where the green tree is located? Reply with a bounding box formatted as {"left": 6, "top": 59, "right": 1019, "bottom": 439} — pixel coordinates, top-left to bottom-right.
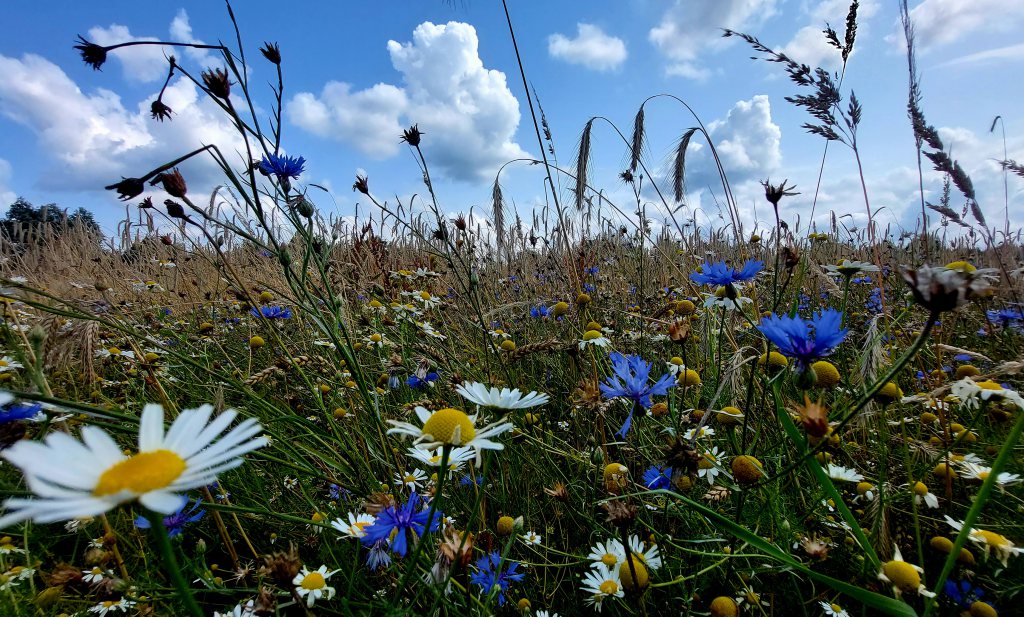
{"left": 2, "top": 197, "right": 102, "bottom": 240}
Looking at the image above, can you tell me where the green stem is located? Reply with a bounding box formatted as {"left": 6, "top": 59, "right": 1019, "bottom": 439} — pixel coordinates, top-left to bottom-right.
{"left": 144, "top": 509, "right": 203, "bottom": 617}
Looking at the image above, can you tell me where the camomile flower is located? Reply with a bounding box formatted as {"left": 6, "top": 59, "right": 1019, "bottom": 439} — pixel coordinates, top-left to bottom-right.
{"left": 877, "top": 545, "right": 935, "bottom": 599}
{"left": 951, "top": 378, "right": 1024, "bottom": 410}
{"left": 625, "top": 535, "right": 662, "bottom": 570}
{"left": 945, "top": 515, "right": 1023, "bottom": 566}
{"left": 407, "top": 445, "right": 475, "bottom": 471}
{"left": 88, "top": 598, "right": 136, "bottom": 615}
{"left": 95, "top": 347, "right": 136, "bottom": 360}
{"left": 957, "top": 461, "right": 1022, "bottom": 486}
{"left": 703, "top": 293, "right": 753, "bottom": 311}
{"left": 912, "top": 482, "right": 939, "bottom": 509}
{"left": 331, "top": 512, "right": 375, "bottom": 539}
{"left": 819, "top": 600, "right": 851, "bottom": 616}
{"left": 418, "top": 321, "right": 447, "bottom": 340}
{"left": 0, "top": 403, "right": 267, "bottom": 527}
{"left": 521, "top": 530, "right": 542, "bottom": 546}
{"left": 0, "top": 357, "right": 23, "bottom": 372}
{"left": 394, "top": 469, "right": 429, "bottom": 492}
{"left": 823, "top": 260, "right": 880, "bottom": 277}
{"left": 825, "top": 464, "right": 864, "bottom": 483}
{"left": 293, "top": 565, "right": 337, "bottom": 608}
{"left": 213, "top": 599, "right": 256, "bottom": 617}
{"left": 588, "top": 539, "right": 626, "bottom": 569}
{"left": 581, "top": 563, "right": 623, "bottom": 611}
{"left": 456, "top": 382, "right": 551, "bottom": 409}
{"left": 682, "top": 426, "right": 715, "bottom": 441}
{"left": 387, "top": 406, "right": 513, "bottom": 466}
{"left": 697, "top": 447, "right": 725, "bottom": 485}
{"left": 579, "top": 330, "right": 612, "bottom": 349}
{"left": 82, "top": 566, "right": 110, "bottom": 584}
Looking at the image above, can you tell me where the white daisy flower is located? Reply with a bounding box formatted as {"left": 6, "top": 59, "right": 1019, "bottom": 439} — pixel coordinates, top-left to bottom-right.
{"left": 579, "top": 331, "right": 612, "bottom": 349}
{"left": 82, "top": 566, "right": 110, "bottom": 584}
{"left": 407, "top": 446, "right": 475, "bottom": 471}
{"left": 823, "top": 260, "right": 880, "bottom": 277}
{"left": 0, "top": 537, "right": 24, "bottom": 554}
{"left": 703, "top": 293, "right": 753, "bottom": 311}
{"left": 331, "top": 512, "right": 375, "bottom": 539}
{"left": 626, "top": 534, "right": 662, "bottom": 570}
{"left": 957, "top": 461, "right": 1022, "bottom": 486}
{"left": 697, "top": 447, "right": 725, "bottom": 486}
{"left": 456, "top": 382, "right": 550, "bottom": 409}
{"left": 877, "top": 545, "right": 935, "bottom": 598}
{"left": 825, "top": 464, "right": 864, "bottom": 483}
{"left": 0, "top": 403, "right": 267, "bottom": 527}
{"left": 521, "top": 530, "right": 543, "bottom": 546}
{"left": 88, "top": 598, "right": 136, "bottom": 615}
{"left": 587, "top": 539, "right": 626, "bottom": 569}
{"left": 0, "top": 357, "right": 23, "bottom": 372}
{"left": 95, "top": 347, "right": 136, "bottom": 360}
{"left": 293, "top": 565, "right": 337, "bottom": 608}
{"left": 682, "top": 426, "right": 715, "bottom": 441}
{"left": 394, "top": 468, "right": 429, "bottom": 491}
{"left": 912, "top": 482, "right": 939, "bottom": 509}
{"left": 945, "top": 515, "right": 1023, "bottom": 566}
{"left": 819, "top": 600, "right": 850, "bottom": 616}
{"left": 387, "top": 406, "right": 513, "bottom": 466}
{"left": 213, "top": 599, "right": 256, "bottom": 617}
{"left": 581, "top": 563, "right": 623, "bottom": 611}
{"left": 418, "top": 321, "right": 447, "bottom": 340}
{"left": 951, "top": 378, "right": 1024, "bottom": 410}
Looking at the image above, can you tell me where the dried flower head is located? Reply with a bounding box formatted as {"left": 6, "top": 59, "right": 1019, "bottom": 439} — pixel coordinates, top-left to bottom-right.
{"left": 401, "top": 124, "right": 423, "bottom": 147}
{"left": 150, "top": 99, "right": 173, "bottom": 122}
{"left": 352, "top": 174, "right": 369, "bottom": 195}
{"left": 260, "top": 42, "right": 282, "bottom": 65}
{"left": 104, "top": 177, "right": 145, "bottom": 201}
{"left": 201, "top": 68, "right": 233, "bottom": 99}
{"left": 74, "top": 36, "right": 107, "bottom": 70}
{"left": 152, "top": 169, "right": 187, "bottom": 198}
{"left": 901, "top": 264, "right": 994, "bottom": 314}
{"left": 259, "top": 543, "right": 301, "bottom": 587}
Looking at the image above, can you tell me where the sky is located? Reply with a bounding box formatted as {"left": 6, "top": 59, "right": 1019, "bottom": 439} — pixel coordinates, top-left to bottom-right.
{"left": 1, "top": 0, "right": 1022, "bottom": 241}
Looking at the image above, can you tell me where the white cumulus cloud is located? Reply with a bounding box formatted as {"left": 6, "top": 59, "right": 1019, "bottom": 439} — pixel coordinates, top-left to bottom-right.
{"left": 0, "top": 159, "right": 15, "bottom": 210}
{"left": 707, "top": 95, "right": 782, "bottom": 179}
{"left": 288, "top": 21, "right": 528, "bottom": 183}
{"left": 780, "top": 1, "right": 880, "bottom": 70}
{"left": 893, "top": 0, "right": 1024, "bottom": 50}
{"left": 0, "top": 53, "right": 245, "bottom": 194}
{"left": 547, "top": 23, "right": 627, "bottom": 71}
{"left": 649, "top": 0, "right": 777, "bottom": 79}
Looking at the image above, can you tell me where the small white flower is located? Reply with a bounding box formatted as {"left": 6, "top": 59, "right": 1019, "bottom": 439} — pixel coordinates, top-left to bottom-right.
{"left": 825, "top": 464, "right": 864, "bottom": 483}
{"left": 293, "top": 565, "right": 337, "bottom": 608}
{"left": 819, "top": 600, "right": 851, "bottom": 616}
{"left": 521, "top": 530, "right": 543, "bottom": 546}
{"left": 456, "top": 382, "right": 550, "bottom": 409}
{"left": 331, "top": 512, "right": 375, "bottom": 539}
{"left": 580, "top": 563, "right": 623, "bottom": 611}
{"left": 82, "top": 566, "right": 110, "bottom": 584}
{"left": 407, "top": 445, "right": 475, "bottom": 471}
{"left": 394, "top": 468, "right": 429, "bottom": 491}
{"left": 945, "top": 515, "right": 1023, "bottom": 566}
{"left": 87, "top": 598, "right": 136, "bottom": 615}
{"left": 213, "top": 599, "right": 256, "bottom": 617}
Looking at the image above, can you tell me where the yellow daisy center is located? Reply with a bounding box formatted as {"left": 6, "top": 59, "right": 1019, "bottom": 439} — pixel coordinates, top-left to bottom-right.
{"left": 882, "top": 560, "right": 921, "bottom": 590}
{"left": 831, "top": 604, "right": 843, "bottom": 612}
{"left": 422, "top": 408, "right": 475, "bottom": 445}
{"left": 0, "top": 360, "right": 7, "bottom": 367}
{"left": 599, "top": 580, "right": 619, "bottom": 595}
{"left": 301, "top": 571, "right": 326, "bottom": 590}
{"left": 600, "top": 553, "right": 618, "bottom": 567}
{"left": 977, "top": 380, "right": 1003, "bottom": 391}
{"left": 974, "top": 529, "right": 1010, "bottom": 548}
{"left": 583, "top": 330, "right": 603, "bottom": 341}
{"left": 353, "top": 521, "right": 370, "bottom": 532}
{"left": 94, "top": 449, "right": 185, "bottom": 496}
{"left": 420, "top": 291, "right": 431, "bottom": 301}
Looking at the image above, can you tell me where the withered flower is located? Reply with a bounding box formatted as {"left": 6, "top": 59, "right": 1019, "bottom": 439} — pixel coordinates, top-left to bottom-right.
{"left": 150, "top": 99, "right": 173, "bottom": 122}
{"left": 795, "top": 394, "right": 829, "bottom": 438}
{"left": 668, "top": 319, "right": 690, "bottom": 344}
{"left": 201, "top": 68, "right": 233, "bottom": 99}
{"left": 450, "top": 215, "right": 467, "bottom": 231}
{"left": 164, "top": 199, "right": 188, "bottom": 220}
{"left": 105, "top": 177, "right": 145, "bottom": 201}
{"left": 259, "top": 543, "right": 301, "bottom": 587}
{"left": 761, "top": 178, "right": 799, "bottom": 206}
{"left": 152, "top": 168, "right": 187, "bottom": 198}
{"left": 74, "top": 36, "right": 107, "bottom": 70}
{"left": 619, "top": 169, "right": 635, "bottom": 183}
{"left": 662, "top": 436, "right": 701, "bottom": 475}
{"left": 352, "top": 174, "right": 369, "bottom": 195}
{"left": 138, "top": 197, "right": 153, "bottom": 209}
{"left": 544, "top": 482, "right": 570, "bottom": 503}
{"left": 602, "top": 499, "right": 638, "bottom": 530}
{"left": 401, "top": 124, "right": 423, "bottom": 147}
{"left": 901, "top": 264, "right": 994, "bottom": 314}
{"left": 260, "top": 42, "right": 282, "bottom": 65}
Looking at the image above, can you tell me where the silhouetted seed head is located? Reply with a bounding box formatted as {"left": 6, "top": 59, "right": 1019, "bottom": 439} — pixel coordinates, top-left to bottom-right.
{"left": 150, "top": 99, "right": 173, "bottom": 122}
{"left": 619, "top": 170, "right": 635, "bottom": 183}
{"left": 451, "top": 215, "right": 467, "bottom": 231}
{"left": 761, "top": 178, "right": 799, "bottom": 206}
{"left": 401, "top": 124, "right": 423, "bottom": 147}
{"left": 104, "top": 177, "right": 145, "bottom": 201}
{"left": 352, "top": 174, "right": 369, "bottom": 195}
{"left": 74, "top": 36, "right": 107, "bottom": 70}
{"left": 260, "top": 42, "right": 281, "bottom": 65}
{"left": 138, "top": 197, "right": 154, "bottom": 209}
{"left": 152, "top": 169, "right": 188, "bottom": 198}
{"left": 201, "top": 68, "right": 232, "bottom": 99}
{"left": 164, "top": 199, "right": 188, "bottom": 220}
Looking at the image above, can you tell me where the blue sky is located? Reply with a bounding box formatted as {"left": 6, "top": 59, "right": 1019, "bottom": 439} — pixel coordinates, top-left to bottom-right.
{"left": 2, "top": 0, "right": 1022, "bottom": 239}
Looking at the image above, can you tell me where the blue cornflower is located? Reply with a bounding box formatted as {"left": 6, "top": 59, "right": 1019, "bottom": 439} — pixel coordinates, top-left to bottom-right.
{"left": 756, "top": 309, "right": 848, "bottom": 369}
{"left": 470, "top": 551, "right": 526, "bottom": 606}
{"left": 583, "top": 282, "right": 596, "bottom": 293}
{"left": 530, "top": 305, "right": 550, "bottom": 318}
{"left": 585, "top": 266, "right": 599, "bottom": 275}
{"left": 251, "top": 306, "right": 293, "bottom": 319}
{"left": 690, "top": 260, "right": 763, "bottom": 286}
{"left": 943, "top": 579, "right": 984, "bottom": 608}
{"left": 406, "top": 372, "right": 439, "bottom": 390}
{"left": 360, "top": 493, "right": 441, "bottom": 557}
{"left": 600, "top": 352, "right": 674, "bottom": 437}
{"left": 258, "top": 153, "right": 306, "bottom": 180}
{"left": 366, "top": 539, "right": 392, "bottom": 571}
{"left": 135, "top": 497, "right": 205, "bottom": 537}
{"left": 460, "top": 473, "right": 484, "bottom": 487}
{"left": 642, "top": 465, "right": 673, "bottom": 490}
{"left": 988, "top": 307, "right": 1024, "bottom": 330}
{"left": 0, "top": 402, "right": 42, "bottom": 424}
